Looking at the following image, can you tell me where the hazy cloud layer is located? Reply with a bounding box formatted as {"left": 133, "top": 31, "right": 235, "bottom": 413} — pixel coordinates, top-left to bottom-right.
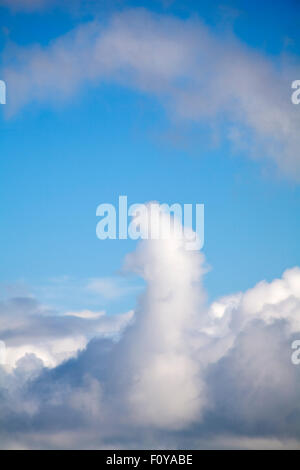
{"left": 2, "top": 8, "right": 300, "bottom": 178}
{"left": 0, "top": 206, "right": 300, "bottom": 449}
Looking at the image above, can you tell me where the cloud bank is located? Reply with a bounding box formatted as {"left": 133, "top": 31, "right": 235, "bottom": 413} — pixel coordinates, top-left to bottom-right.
{"left": 0, "top": 205, "right": 300, "bottom": 449}
{"left": 0, "top": 296, "right": 133, "bottom": 369}
{"left": 2, "top": 8, "right": 300, "bottom": 178}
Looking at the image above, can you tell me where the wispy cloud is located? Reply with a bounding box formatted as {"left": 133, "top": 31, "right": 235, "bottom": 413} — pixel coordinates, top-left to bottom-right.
{"left": 86, "top": 277, "right": 141, "bottom": 300}
{"left": 30, "top": 275, "right": 141, "bottom": 312}
{"left": 2, "top": 9, "right": 300, "bottom": 178}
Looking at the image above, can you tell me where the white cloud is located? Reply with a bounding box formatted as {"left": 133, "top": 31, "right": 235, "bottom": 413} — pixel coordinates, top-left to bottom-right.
{"left": 30, "top": 275, "right": 140, "bottom": 312}
{"left": 86, "top": 277, "right": 140, "bottom": 300}
{"left": 117, "top": 204, "right": 208, "bottom": 429}
{"left": 2, "top": 9, "right": 300, "bottom": 178}
{"left": 0, "top": 297, "right": 133, "bottom": 369}
{"left": 64, "top": 309, "right": 105, "bottom": 319}
{"left": 0, "top": 204, "right": 299, "bottom": 449}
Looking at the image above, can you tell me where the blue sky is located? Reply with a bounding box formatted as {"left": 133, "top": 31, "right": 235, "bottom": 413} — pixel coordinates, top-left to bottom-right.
{"left": 0, "top": 0, "right": 300, "bottom": 450}
{"left": 0, "top": 0, "right": 300, "bottom": 313}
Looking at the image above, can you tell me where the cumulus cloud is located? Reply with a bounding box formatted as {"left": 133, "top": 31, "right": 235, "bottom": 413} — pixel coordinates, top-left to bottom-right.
{"left": 2, "top": 8, "right": 300, "bottom": 177}
{"left": 0, "top": 296, "right": 133, "bottom": 369}
{"left": 0, "top": 205, "right": 299, "bottom": 449}
{"left": 115, "top": 204, "right": 208, "bottom": 429}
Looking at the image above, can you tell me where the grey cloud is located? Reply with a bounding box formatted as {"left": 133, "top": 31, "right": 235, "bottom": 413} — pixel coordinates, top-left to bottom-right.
{"left": 0, "top": 295, "right": 133, "bottom": 368}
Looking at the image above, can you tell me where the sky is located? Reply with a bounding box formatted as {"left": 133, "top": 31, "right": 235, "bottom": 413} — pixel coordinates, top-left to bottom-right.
{"left": 0, "top": 0, "right": 300, "bottom": 450}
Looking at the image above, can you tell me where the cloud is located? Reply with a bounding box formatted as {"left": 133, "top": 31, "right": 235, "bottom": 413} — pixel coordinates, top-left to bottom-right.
{"left": 115, "top": 204, "right": 208, "bottom": 429}
{"left": 64, "top": 309, "right": 104, "bottom": 319}
{"left": 0, "top": 296, "right": 133, "bottom": 369}
{"left": 30, "top": 275, "right": 141, "bottom": 311}
{"left": 86, "top": 277, "right": 140, "bottom": 300}
{"left": 0, "top": 204, "right": 299, "bottom": 449}
{"left": 2, "top": 8, "right": 300, "bottom": 178}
